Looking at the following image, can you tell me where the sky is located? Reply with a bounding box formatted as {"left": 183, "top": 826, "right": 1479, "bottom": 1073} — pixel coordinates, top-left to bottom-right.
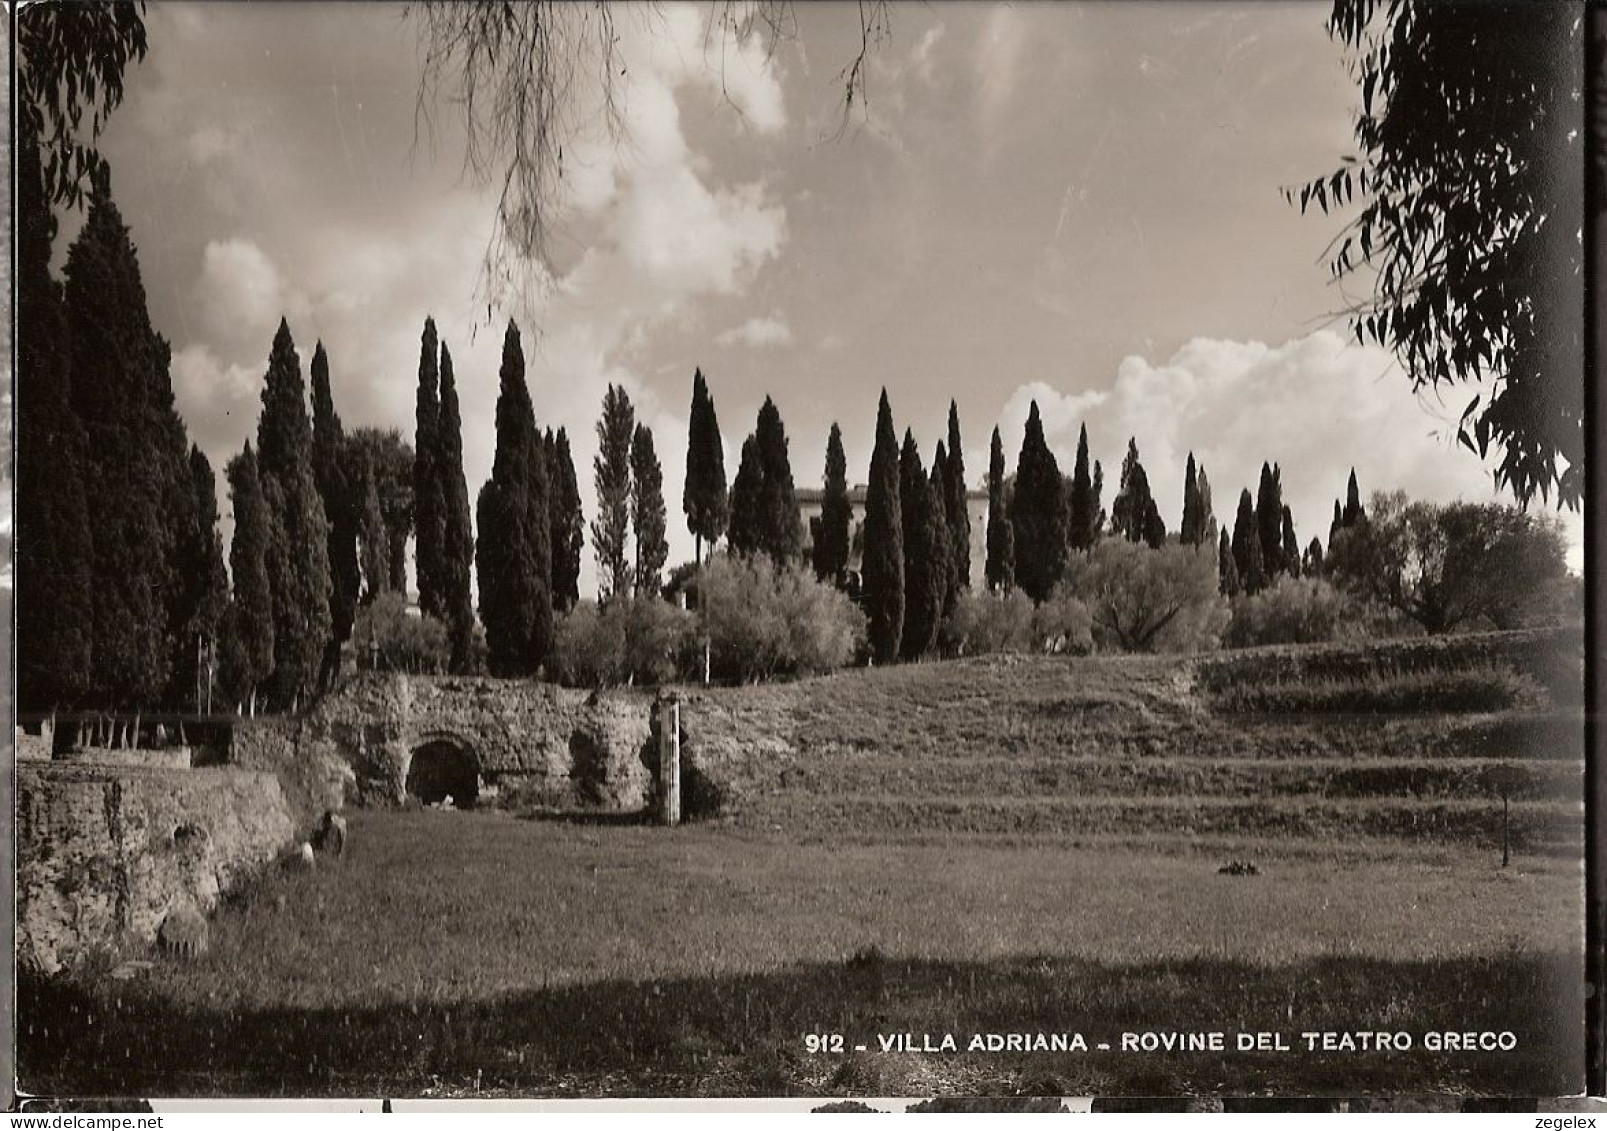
{"left": 60, "top": 0, "right": 1585, "bottom": 590}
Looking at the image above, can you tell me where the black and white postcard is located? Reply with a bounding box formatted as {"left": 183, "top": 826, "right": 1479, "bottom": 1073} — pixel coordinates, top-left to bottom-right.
{"left": 9, "top": 0, "right": 1598, "bottom": 1112}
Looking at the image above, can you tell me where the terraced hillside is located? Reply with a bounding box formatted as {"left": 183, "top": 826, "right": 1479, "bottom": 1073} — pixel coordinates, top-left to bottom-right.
{"left": 678, "top": 626, "right": 1584, "bottom": 856}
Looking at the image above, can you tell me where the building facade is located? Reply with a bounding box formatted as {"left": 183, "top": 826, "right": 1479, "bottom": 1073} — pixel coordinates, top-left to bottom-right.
{"left": 796, "top": 485, "right": 990, "bottom": 583}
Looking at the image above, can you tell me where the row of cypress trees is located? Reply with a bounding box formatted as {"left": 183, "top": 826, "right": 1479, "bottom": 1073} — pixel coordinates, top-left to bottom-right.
{"left": 17, "top": 151, "right": 231, "bottom": 716}
{"left": 858, "top": 393, "right": 975, "bottom": 663}
{"left": 18, "top": 154, "right": 1372, "bottom": 707}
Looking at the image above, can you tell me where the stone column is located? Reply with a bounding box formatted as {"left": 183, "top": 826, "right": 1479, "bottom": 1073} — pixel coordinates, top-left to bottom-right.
{"left": 657, "top": 693, "right": 681, "bottom": 827}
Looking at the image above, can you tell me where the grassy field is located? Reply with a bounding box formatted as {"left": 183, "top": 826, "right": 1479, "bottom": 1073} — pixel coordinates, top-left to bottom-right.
{"left": 20, "top": 810, "right": 1585, "bottom": 1098}
{"left": 680, "top": 628, "right": 1584, "bottom": 854}
{"left": 18, "top": 630, "right": 1588, "bottom": 1099}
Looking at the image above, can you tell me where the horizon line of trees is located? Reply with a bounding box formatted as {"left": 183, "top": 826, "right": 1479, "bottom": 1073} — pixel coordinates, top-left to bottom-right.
{"left": 18, "top": 169, "right": 1574, "bottom": 714}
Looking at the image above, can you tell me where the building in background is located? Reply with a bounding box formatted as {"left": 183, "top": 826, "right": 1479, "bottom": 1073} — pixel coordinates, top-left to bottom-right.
{"left": 797, "top": 485, "right": 989, "bottom": 583}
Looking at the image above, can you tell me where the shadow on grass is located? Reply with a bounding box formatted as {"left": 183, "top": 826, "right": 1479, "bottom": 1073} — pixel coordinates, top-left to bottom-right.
{"left": 17, "top": 949, "right": 1582, "bottom": 1100}
{"left": 516, "top": 807, "right": 651, "bottom": 828}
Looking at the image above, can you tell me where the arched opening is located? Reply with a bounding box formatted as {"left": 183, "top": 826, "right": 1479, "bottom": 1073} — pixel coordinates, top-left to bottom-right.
{"left": 406, "top": 740, "right": 480, "bottom": 809}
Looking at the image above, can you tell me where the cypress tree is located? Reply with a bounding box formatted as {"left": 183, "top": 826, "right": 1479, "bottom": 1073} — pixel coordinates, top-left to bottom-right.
{"left": 755, "top": 396, "right": 803, "bottom": 564}
{"left": 814, "top": 423, "right": 852, "bottom": 583}
{"left": 592, "top": 384, "right": 635, "bottom": 601}
{"left": 414, "top": 318, "right": 445, "bottom": 617}
{"left": 1197, "top": 463, "right": 1216, "bottom": 546}
{"left": 1142, "top": 497, "right": 1167, "bottom": 549}
{"left": 355, "top": 450, "right": 390, "bottom": 603}
{"left": 1068, "top": 423, "right": 1095, "bottom": 552}
{"left": 16, "top": 126, "right": 94, "bottom": 711}
{"left": 1330, "top": 499, "right": 1344, "bottom": 549}
{"left": 311, "top": 342, "right": 358, "bottom": 686}
{"left": 476, "top": 322, "right": 552, "bottom": 674}
{"left": 1232, "top": 488, "right": 1266, "bottom": 595}
{"left": 548, "top": 427, "right": 585, "bottom": 611}
{"left": 1281, "top": 505, "right": 1302, "bottom": 580}
{"left": 727, "top": 435, "right": 764, "bottom": 558}
{"left": 170, "top": 447, "right": 229, "bottom": 710}
{"left": 898, "top": 432, "right": 943, "bottom": 661}
{"left": 931, "top": 443, "right": 959, "bottom": 619}
{"left": 1009, "top": 402, "right": 1067, "bottom": 602}
{"left": 985, "top": 426, "right": 1014, "bottom": 592}
{"left": 683, "top": 368, "right": 729, "bottom": 566}
{"left": 1304, "top": 536, "right": 1325, "bottom": 577}
{"left": 1091, "top": 459, "right": 1106, "bottom": 542}
{"left": 1341, "top": 468, "right": 1367, "bottom": 528}
{"left": 1218, "top": 527, "right": 1240, "bottom": 597}
{"left": 436, "top": 342, "right": 477, "bottom": 669}
{"left": 944, "top": 401, "right": 971, "bottom": 589}
{"left": 255, "top": 319, "right": 333, "bottom": 707}
{"left": 225, "top": 444, "right": 275, "bottom": 712}
{"left": 863, "top": 389, "right": 905, "bottom": 663}
{"left": 1255, "top": 461, "right": 1285, "bottom": 579}
{"left": 1181, "top": 452, "right": 1203, "bottom": 546}
{"left": 62, "top": 173, "right": 179, "bottom": 707}
{"left": 631, "top": 423, "right": 669, "bottom": 596}
{"left": 1111, "top": 437, "right": 1156, "bottom": 546}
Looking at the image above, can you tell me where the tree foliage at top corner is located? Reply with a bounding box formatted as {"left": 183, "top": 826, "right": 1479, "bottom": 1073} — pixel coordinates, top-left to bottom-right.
{"left": 16, "top": 0, "right": 149, "bottom": 211}
{"left": 1292, "top": 0, "right": 1584, "bottom": 511}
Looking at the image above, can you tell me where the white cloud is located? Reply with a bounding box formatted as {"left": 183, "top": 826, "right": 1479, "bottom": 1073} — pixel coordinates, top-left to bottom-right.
{"left": 197, "top": 238, "right": 311, "bottom": 354}
{"left": 993, "top": 330, "right": 1583, "bottom": 566}
{"left": 716, "top": 314, "right": 793, "bottom": 348}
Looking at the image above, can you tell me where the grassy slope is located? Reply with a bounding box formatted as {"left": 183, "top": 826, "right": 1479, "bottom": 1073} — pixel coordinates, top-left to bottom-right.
{"left": 18, "top": 629, "right": 1587, "bottom": 1098}
{"left": 680, "top": 629, "right": 1584, "bottom": 853}
{"left": 19, "top": 811, "right": 1584, "bottom": 1097}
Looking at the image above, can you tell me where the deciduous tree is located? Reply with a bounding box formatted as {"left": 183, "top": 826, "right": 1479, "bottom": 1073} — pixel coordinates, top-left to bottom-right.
{"left": 345, "top": 428, "right": 415, "bottom": 595}
{"left": 1292, "top": 0, "right": 1582, "bottom": 509}
{"left": 592, "top": 384, "right": 636, "bottom": 601}
{"left": 1064, "top": 540, "right": 1229, "bottom": 653}
{"left": 1326, "top": 492, "right": 1570, "bottom": 633}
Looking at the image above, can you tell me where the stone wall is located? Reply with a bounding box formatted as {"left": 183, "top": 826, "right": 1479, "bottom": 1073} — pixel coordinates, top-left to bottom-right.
{"left": 243, "top": 673, "right": 657, "bottom": 812}
{"left": 16, "top": 763, "right": 295, "bottom": 973}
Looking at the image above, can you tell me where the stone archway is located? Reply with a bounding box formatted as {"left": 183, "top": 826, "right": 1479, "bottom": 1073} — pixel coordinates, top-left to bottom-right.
{"left": 405, "top": 738, "right": 480, "bottom": 809}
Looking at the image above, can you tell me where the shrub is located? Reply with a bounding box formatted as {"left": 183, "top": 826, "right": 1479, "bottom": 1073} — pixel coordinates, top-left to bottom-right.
{"left": 700, "top": 553, "right": 866, "bottom": 682}
{"left": 1032, "top": 585, "right": 1095, "bottom": 655}
{"left": 1206, "top": 662, "right": 1544, "bottom": 715}
{"left": 351, "top": 593, "right": 451, "bottom": 674}
{"left": 552, "top": 597, "right": 694, "bottom": 688}
{"left": 1327, "top": 491, "right": 1571, "bottom": 633}
{"left": 1225, "top": 577, "right": 1360, "bottom": 648}
{"left": 1063, "top": 539, "right": 1229, "bottom": 654}
{"left": 939, "top": 589, "right": 1036, "bottom": 655}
